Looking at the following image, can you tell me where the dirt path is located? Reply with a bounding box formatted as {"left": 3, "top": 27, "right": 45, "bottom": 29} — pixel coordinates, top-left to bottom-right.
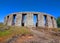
{"left": 30, "top": 28, "right": 60, "bottom": 43}
{"left": 6, "top": 28, "right": 60, "bottom": 43}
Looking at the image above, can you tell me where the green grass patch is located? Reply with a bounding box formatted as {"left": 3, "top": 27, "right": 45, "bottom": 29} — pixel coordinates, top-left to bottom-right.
{"left": 0, "top": 30, "right": 11, "bottom": 37}
{"left": 0, "top": 25, "right": 31, "bottom": 37}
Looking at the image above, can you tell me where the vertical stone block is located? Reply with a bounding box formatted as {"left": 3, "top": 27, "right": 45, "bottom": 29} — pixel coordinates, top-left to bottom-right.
{"left": 38, "top": 13, "right": 45, "bottom": 27}
{"left": 7, "top": 15, "right": 13, "bottom": 26}
{"left": 26, "top": 13, "right": 34, "bottom": 27}
{"left": 53, "top": 18, "right": 57, "bottom": 28}
{"left": 4, "top": 16, "right": 7, "bottom": 25}
{"left": 15, "top": 13, "right": 22, "bottom": 26}
{"left": 47, "top": 16, "right": 53, "bottom": 28}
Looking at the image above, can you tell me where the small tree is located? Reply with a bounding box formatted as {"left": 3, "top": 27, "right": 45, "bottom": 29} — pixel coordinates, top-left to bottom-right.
{"left": 56, "top": 17, "right": 60, "bottom": 28}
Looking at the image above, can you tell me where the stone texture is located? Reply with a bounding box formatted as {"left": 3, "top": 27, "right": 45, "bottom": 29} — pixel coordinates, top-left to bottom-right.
{"left": 4, "top": 16, "right": 7, "bottom": 25}
{"left": 4, "top": 12, "right": 57, "bottom": 28}
{"left": 52, "top": 18, "right": 57, "bottom": 28}
{"left": 47, "top": 15, "right": 53, "bottom": 28}
{"left": 38, "top": 13, "right": 45, "bottom": 27}
{"left": 7, "top": 15, "right": 13, "bottom": 26}
{"left": 25, "top": 13, "right": 34, "bottom": 27}
{"left": 15, "top": 13, "right": 22, "bottom": 26}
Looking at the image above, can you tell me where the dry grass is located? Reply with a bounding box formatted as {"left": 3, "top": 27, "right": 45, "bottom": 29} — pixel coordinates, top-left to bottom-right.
{"left": 0, "top": 26, "right": 31, "bottom": 37}
{"left": 52, "top": 28, "right": 60, "bottom": 32}
{"left": 0, "top": 24, "right": 32, "bottom": 43}
{"left": 0, "top": 23, "right": 60, "bottom": 43}
{"left": 35, "top": 27, "right": 60, "bottom": 32}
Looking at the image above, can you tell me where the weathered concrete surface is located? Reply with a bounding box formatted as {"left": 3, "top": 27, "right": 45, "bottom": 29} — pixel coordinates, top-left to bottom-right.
{"left": 52, "top": 18, "right": 57, "bottom": 28}
{"left": 4, "top": 12, "right": 57, "bottom": 28}
{"left": 15, "top": 13, "right": 22, "bottom": 26}
{"left": 7, "top": 15, "right": 13, "bottom": 26}
{"left": 4, "top": 16, "right": 7, "bottom": 25}
{"left": 26, "top": 13, "right": 34, "bottom": 27}
{"left": 47, "top": 15, "right": 53, "bottom": 28}
{"left": 38, "top": 13, "right": 45, "bottom": 27}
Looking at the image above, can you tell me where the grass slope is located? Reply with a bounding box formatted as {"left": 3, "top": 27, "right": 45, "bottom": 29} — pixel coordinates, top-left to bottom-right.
{"left": 0, "top": 24, "right": 32, "bottom": 42}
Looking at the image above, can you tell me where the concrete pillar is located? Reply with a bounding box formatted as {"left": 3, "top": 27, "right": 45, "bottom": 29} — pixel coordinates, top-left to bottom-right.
{"left": 47, "top": 15, "right": 53, "bottom": 28}
{"left": 4, "top": 16, "right": 7, "bottom": 25}
{"left": 7, "top": 15, "right": 13, "bottom": 26}
{"left": 38, "top": 13, "right": 45, "bottom": 27}
{"left": 25, "top": 13, "right": 34, "bottom": 27}
{"left": 53, "top": 18, "right": 57, "bottom": 28}
{"left": 15, "top": 13, "right": 22, "bottom": 26}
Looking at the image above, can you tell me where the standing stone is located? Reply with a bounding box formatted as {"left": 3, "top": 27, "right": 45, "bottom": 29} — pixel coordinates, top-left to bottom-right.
{"left": 7, "top": 15, "right": 13, "bottom": 26}
{"left": 4, "top": 12, "right": 57, "bottom": 28}
{"left": 52, "top": 18, "right": 57, "bottom": 28}
{"left": 15, "top": 13, "right": 22, "bottom": 26}
{"left": 25, "top": 13, "right": 34, "bottom": 27}
{"left": 47, "top": 15, "right": 53, "bottom": 28}
{"left": 38, "top": 13, "right": 45, "bottom": 27}
{"left": 4, "top": 16, "right": 7, "bottom": 25}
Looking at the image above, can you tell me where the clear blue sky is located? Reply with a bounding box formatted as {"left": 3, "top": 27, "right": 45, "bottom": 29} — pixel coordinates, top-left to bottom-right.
{"left": 0, "top": 0, "right": 60, "bottom": 22}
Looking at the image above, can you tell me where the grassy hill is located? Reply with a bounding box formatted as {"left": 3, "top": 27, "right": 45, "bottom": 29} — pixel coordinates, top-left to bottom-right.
{"left": 0, "top": 23, "right": 60, "bottom": 43}
{"left": 0, "top": 23, "right": 32, "bottom": 43}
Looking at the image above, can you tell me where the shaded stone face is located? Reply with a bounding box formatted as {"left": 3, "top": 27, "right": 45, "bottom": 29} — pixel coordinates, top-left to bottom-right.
{"left": 4, "top": 12, "right": 57, "bottom": 28}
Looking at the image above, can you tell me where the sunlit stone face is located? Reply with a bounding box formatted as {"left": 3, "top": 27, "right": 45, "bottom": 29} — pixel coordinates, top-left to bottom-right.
{"left": 4, "top": 12, "right": 57, "bottom": 28}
